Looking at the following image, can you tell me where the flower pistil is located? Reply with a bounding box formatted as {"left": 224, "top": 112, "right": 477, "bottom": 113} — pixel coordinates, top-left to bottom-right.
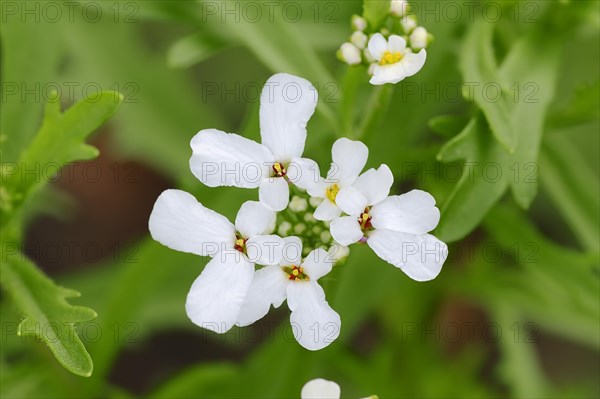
{"left": 283, "top": 265, "right": 310, "bottom": 282}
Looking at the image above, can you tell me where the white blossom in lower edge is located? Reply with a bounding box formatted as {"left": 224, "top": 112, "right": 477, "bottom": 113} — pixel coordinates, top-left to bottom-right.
{"left": 308, "top": 138, "right": 369, "bottom": 221}
{"left": 330, "top": 165, "right": 448, "bottom": 281}
{"left": 189, "top": 73, "right": 321, "bottom": 211}
{"left": 301, "top": 378, "right": 377, "bottom": 399}
{"left": 148, "top": 190, "right": 284, "bottom": 333}
{"left": 236, "top": 237, "right": 340, "bottom": 351}
{"left": 367, "top": 33, "right": 426, "bottom": 85}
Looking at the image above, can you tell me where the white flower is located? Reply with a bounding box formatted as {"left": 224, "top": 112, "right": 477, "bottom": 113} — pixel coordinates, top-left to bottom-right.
{"left": 301, "top": 379, "right": 340, "bottom": 399}
{"left": 190, "top": 73, "right": 320, "bottom": 211}
{"left": 236, "top": 237, "right": 340, "bottom": 351}
{"left": 367, "top": 33, "right": 426, "bottom": 85}
{"left": 351, "top": 31, "right": 368, "bottom": 49}
{"left": 390, "top": 0, "right": 409, "bottom": 17}
{"left": 329, "top": 165, "right": 448, "bottom": 281}
{"left": 351, "top": 15, "right": 367, "bottom": 31}
{"left": 409, "top": 26, "right": 429, "bottom": 50}
{"left": 149, "top": 190, "right": 284, "bottom": 332}
{"left": 301, "top": 378, "right": 376, "bottom": 399}
{"left": 339, "top": 42, "right": 362, "bottom": 65}
{"left": 308, "top": 138, "right": 369, "bottom": 221}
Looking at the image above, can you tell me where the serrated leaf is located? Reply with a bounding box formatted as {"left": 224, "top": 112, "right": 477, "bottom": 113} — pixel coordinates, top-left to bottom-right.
{"left": 460, "top": 19, "right": 515, "bottom": 151}
{"left": 1, "top": 92, "right": 123, "bottom": 229}
{"left": 436, "top": 32, "right": 560, "bottom": 242}
{"left": 428, "top": 114, "right": 471, "bottom": 138}
{"left": 0, "top": 253, "right": 97, "bottom": 376}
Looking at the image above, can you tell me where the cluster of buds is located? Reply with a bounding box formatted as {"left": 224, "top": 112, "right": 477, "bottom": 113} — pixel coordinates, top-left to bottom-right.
{"left": 337, "top": 1, "right": 433, "bottom": 84}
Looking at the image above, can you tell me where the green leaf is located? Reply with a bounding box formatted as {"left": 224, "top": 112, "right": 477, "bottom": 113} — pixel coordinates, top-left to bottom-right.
{"left": 437, "top": 32, "right": 560, "bottom": 242}
{"left": 460, "top": 19, "right": 515, "bottom": 151}
{"left": 0, "top": 253, "right": 97, "bottom": 376}
{"left": 150, "top": 363, "right": 237, "bottom": 398}
{"left": 1, "top": 92, "right": 123, "bottom": 229}
{"left": 167, "top": 31, "right": 229, "bottom": 69}
{"left": 540, "top": 134, "right": 600, "bottom": 251}
{"left": 548, "top": 80, "right": 600, "bottom": 128}
{"left": 428, "top": 115, "right": 470, "bottom": 138}
{"left": 363, "top": 0, "right": 390, "bottom": 31}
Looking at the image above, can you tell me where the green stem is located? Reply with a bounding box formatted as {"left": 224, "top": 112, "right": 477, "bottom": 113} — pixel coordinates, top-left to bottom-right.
{"left": 356, "top": 84, "right": 394, "bottom": 143}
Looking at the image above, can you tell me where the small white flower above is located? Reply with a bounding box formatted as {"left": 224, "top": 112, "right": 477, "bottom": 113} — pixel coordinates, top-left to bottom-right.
{"left": 367, "top": 33, "right": 426, "bottom": 85}
{"left": 330, "top": 165, "right": 448, "bottom": 281}
{"left": 149, "top": 190, "right": 284, "bottom": 333}
{"left": 190, "top": 73, "right": 320, "bottom": 211}
{"left": 236, "top": 237, "right": 340, "bottom": 351}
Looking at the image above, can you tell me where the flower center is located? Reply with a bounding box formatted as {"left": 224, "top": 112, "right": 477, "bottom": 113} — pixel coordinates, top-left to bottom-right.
{"left": 283, "top": 265, "right": 310, "bottom": 282}
{"left": 379, "top": 51, "right": 403, "bottom": 66}
{"left": 272, "top": 162, "right": 287, "bottom": 178}
{"left": 358, "top": 207, "right": 373, "bottom": 231}
{"left": 234, "top": 234, "right": 247, "bottom": 253}
{"left": 325, "top": 184, "right": 340, "bottom": 203}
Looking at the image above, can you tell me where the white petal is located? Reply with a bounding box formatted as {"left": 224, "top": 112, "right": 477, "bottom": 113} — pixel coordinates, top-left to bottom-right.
{"left": 353, "top": 164, "right": 394, "bottom": 206}
{"left": 236, "top": 265, "right": 288, "bottom": 327}
{"left": 259, "top": 177, "right": 289, "bottom": 211}
{"left": 313, "top": 199, "right": 341, "bottom": 221}
{"left": 367, "top": 32, "right": 388, "bottom": 61}
{"left": 149, "top": 190, "right": 234, "bottom": 256}
{"left": 301, "top": 379, "right": 341, "bottom": 399}
{"left": 302, "top": 248, "right": 333, "bottom": 281}
{"left": 328, "top": 138, "right": 368, "bottom": 187}
{"left": 307, "top": 178, "right": 328, "bottom": 198}
{"left": 335, "top": 186, "right": 368, "bottom": 216}
{"left": 246, "top": 234, "right": 284, "bottom": 266}
{"left": 281, "top": 236, "right": 303, "bottom": 265}
{"left": 367, "top": 229, "right": 447, "bottom": 281}
{"left": 402, "top": 49, "right": 427, "bottom": 77}
{"left": 330, "top": 216, "right": 363, "bottom": 246}
{"left": 287, "top": 157, "right": 321, "bottom": 191}
{"left": 369, "top": 63, "right": 407, "bottom": 85}
{"left": 190, "top": 129, "right": 273, "bottom": 188}
{"left": 235, "top": 201, "right": 276, "bottom": 238}
{"left": 370, "top": 190, "right": 440, "bottom": 234}
{"left": 260, "top": 73, "right": 317, "bottom": 162}
{"left": 185, "top": 251, "right": 253, "bottom": 333}
{"left": 287, "top": 282, "right": 341, "bottom": 351}
{"left": 388, "top": 35, "right": 407, "bottom": 53}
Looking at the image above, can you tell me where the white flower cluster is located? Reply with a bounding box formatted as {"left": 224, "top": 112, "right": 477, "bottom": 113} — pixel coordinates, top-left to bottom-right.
{"left": 338, "top": 0, "right": 433, "bottom": 85}
{"left": 149, "top": 73, "right": 447, "bottom": 351}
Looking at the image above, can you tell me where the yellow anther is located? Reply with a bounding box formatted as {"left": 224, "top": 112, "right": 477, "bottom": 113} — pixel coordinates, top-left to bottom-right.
{"left": 326, "top": 184, "right": 340, "bottom": 203}
{"left": 273, "top": 162, "right": 287, "bottom": 177}
{"left": 235, "top": 238, "right": 245, "bottom": 248}
{"left": 295, "top": 277, "right": 300, "bottom": 282}
{"left": 379, "top": 51, "right": 403, "bottom": 66}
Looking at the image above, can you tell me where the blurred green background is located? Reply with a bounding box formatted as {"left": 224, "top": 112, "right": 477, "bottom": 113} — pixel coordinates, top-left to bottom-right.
{"left": 1, "top": 1, "right": 598, "bottom": 398}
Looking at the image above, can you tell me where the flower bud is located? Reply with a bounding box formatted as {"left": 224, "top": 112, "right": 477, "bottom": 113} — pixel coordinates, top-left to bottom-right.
{"left": 294, "top": 223, "right": 306, "bottom": 234}
{"left": 409, "top": 26, "right": 429, "bottom": 50}
{"left": 309, "top": 197, "right": 323, "bottom": 208}
{"left": 390, "top": 0, "right": 409, "bottom": 17}
{"left": 363, "top": 47, "right": 376, "bottom": 63}
{"left": 400, "top": 15, "right": 417, "bottom": 34}
{"left": 278, "top": 221, "right": 292, "bottom": 236}
{"left": 337, "top": 42, "right": 362, "bottom": 65}
{"left": 327, "top": 243, "right": 350, "bottom": 263}
{"left": 350, "top": 31, "right": 368, "bottom": 50}
{"left": 289, "top": 196, "right": 308, "bottom": 212}
{"left": 304, "top": 212, "right": 316, "bottom": 223}
{"left": 351, "top": 14, "right": 367, "bottom": 31}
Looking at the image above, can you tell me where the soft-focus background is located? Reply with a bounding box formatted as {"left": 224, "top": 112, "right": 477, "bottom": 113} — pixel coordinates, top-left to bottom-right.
{"left": 1, "top": 1, "right": 599, "bottom": 398}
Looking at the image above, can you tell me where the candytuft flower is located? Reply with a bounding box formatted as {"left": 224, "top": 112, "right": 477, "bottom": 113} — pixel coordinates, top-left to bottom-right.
{"left": 236, "top": 237, "right": 340, "bottom": 350}
{"left": 330, "top": 165, "right": 448, "bottom": 281}
{"left": 149, "top": 190, "right": 284, "bottom": 332}
{"left": 367, "top": 33, "right": 426, "bottom": 85}
{"left": 190, "top": 73, "right": 319, "bottom": 211}
{"left": 309, "top": 138, "right": 369, "bottom": 221}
